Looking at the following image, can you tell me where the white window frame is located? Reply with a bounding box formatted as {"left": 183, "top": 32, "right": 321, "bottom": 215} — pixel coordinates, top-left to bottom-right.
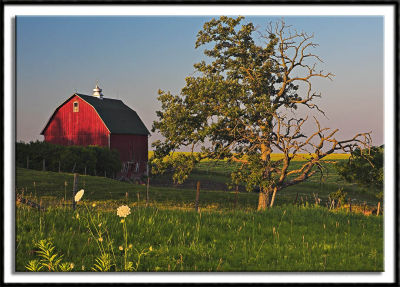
{"left": 73, "top": 101, "right": 79, "bottom": 112}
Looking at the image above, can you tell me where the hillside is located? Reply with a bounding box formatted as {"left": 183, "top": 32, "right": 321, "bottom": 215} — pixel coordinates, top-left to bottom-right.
{"left": 16, "top": 160, "right": 380, "bottom": 211}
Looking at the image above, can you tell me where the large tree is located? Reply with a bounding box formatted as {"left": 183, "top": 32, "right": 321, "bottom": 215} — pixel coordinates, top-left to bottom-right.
{"left": 151, "top": 16, "right": 371, "bottom": 209}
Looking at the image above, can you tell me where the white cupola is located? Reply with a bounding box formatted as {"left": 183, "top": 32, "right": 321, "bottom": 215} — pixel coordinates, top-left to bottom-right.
{"left": 92, "top": 84, "right": 103, "bottom": 99}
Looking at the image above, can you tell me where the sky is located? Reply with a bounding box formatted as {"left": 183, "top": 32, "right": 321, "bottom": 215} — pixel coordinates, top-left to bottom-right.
{"left": 16, "top": 15, "right": 384, "bottom": 150}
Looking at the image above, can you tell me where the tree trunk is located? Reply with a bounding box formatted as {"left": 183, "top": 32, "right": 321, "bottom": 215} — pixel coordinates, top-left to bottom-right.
{"left": 257, "top": 190, "right": 266, "bottom": 210}
{"left": 257, "top": 190, "right": 267, "bottom": 211}
{"left": 258, "top": 141, "right": 273, "bottom": 211}
{"left": 257, "top": 188, "right": 272, "bottom": 211}
{"left": 269, "top": 187, "right": 278, "bottom": 207}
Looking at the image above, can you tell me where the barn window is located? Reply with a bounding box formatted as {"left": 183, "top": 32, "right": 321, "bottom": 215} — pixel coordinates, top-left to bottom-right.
{"left": 73, "top": 101, "right": 79, "bottom": 112}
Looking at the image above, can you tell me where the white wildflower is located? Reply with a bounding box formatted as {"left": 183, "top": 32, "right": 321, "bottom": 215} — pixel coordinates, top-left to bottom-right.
{"left": 117, "top": 205, "right": 131, "bottom": 218}
{"left": 74, "top": 189, "right": 84, "bottom": 202}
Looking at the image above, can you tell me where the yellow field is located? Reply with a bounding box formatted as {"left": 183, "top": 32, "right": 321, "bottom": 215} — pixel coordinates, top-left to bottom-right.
{"left": 269, "top": 153, "right": 349, "bottom": 161}
{"left": 148, "top": 151, "right": 349, "bottom": 161}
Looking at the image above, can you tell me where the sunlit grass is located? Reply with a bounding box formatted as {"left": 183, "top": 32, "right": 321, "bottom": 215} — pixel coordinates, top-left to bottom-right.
{"left": 17, "top": 204, "right": 383, "bottom": 272}
{"left": 16, "top": 157, "right": 381, "bottom": 273}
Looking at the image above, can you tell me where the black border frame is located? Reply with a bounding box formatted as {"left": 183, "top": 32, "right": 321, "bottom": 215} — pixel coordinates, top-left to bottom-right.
{"left": 3, "top": 1, "right": 399, "bottom": 286}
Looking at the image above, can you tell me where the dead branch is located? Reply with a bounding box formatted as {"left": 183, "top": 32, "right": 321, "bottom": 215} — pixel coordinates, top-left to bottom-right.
{"left": 271, "top": 113, "right": 371, "bottom": 191}
{"left": 264, "top": 19, "right": 335, "bottom": 113}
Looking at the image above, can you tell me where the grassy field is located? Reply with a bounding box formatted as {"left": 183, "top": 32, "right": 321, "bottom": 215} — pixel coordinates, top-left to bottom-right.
{"left": 16, "top": 204, "right": 383, "bottom": 272}
{"left": 16, "top": 162, "right": 380, "bottom": 210}
{"left": 15, "top": 157, "right": 383, "bottom": 272}
{"left": 152, "top": 159, "right": 380, "bottom": 207}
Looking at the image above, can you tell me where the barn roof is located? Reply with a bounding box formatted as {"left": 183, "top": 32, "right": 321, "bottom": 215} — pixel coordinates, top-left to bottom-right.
{"left": 41, "top": 93, "right": 150, "bottom": 135}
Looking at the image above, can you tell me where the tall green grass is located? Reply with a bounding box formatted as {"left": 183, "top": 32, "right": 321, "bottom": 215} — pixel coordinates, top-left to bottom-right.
{"left": 15, "top": 163, "right": 383, "bottom": 272}
{"left": 16, "top": 204, "right": 383, "bottom": 272}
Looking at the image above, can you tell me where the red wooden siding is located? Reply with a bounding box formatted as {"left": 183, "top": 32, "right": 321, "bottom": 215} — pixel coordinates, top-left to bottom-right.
{"left": 43, "top": 95, "right": 109, "bottom": 147}
{"left": 110, "top": 134, "right": 148, "bottom": 174}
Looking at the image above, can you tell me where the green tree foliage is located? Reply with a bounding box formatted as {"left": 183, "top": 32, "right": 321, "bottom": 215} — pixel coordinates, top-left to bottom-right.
{"left": 151, "top": 16, "right": 370, "bottom": 209}
{"left": 16, "top": 141, "right": 121, "bottom": 177}
{"left": 91, "top": 145, "right": 121, "bottom": 176}
{"left": 336, "top": 146, "right": 383, "bottom": 199}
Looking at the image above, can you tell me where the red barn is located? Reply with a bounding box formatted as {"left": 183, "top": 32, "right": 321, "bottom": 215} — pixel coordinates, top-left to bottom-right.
{"left": 40, "top": 85, "right": 150, "bottom": 178}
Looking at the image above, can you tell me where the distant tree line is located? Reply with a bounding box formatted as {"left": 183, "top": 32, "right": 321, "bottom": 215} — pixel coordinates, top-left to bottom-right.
{"left": 16, "top": 141, "right": 121, "bottom": 177}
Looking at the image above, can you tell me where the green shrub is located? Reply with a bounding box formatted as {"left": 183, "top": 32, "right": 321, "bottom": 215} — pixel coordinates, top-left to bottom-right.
{"left": 16, "top": 141, "right": 121, "bottom": 177}
{"left": 336, "top": 145, "right": 383, "bottom": 199}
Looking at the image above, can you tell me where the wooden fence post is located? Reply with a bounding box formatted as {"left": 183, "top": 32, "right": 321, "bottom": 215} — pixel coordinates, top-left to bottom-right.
{"left": 330, "top": 199, "right": 335, "bottom": 210}
{"left": 377, "top": 202, "right": 381, "bottom": 216}
{"left": 234, "top": 185, "right": 238, "bottom": 208}
{"left": 146, "top": 177, "right": 150, "bottom": 207}
{"left": 313, "top": 193, "right": 319, "bottom": 206}
{"left": 58, "top": 161, "right": 61, "bottom": 173}
{"left": 64, "top": 181, "right": 67, "bottom": 202}
{"left": 72, "top": 173, "right": 79, "bottom": 210}
{"left": 195, "top": 181, "right": 200, "bottom": 212}
{"left": 33, "top": 181, "right": 36, "bottom": 201}
{"left": 42, "top": 159, "right": 46, "bottom": 171}
{"left": 349, "top": 197, "right": 352, "bottom": 213}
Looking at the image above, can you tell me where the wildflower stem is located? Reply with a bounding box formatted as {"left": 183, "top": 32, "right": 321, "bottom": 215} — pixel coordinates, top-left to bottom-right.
{"left": 83, "top": 201, "right": 106, "bottom": 256}
{"left": 123, "top": 220, "right": 128, "bottom": 270}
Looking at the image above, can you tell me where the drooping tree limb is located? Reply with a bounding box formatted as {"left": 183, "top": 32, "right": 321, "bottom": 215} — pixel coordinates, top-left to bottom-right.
{"left": 271, "top": 115, "right": 371, "bottom": 194}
